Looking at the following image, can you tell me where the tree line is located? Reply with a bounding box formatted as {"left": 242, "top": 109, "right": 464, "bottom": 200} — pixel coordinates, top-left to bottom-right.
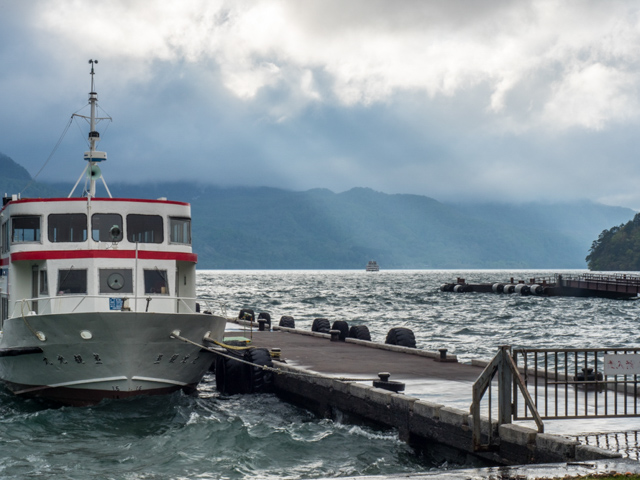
{"left": 586, "top": 213, "right": 640, "bottom": 271}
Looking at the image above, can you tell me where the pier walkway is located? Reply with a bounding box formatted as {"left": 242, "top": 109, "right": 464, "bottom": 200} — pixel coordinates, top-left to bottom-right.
{"left": 223, "top": 323, "right": 640, "bottom": 465}
{"left": 245, "top": 326, "right": 478, "bottom": 410}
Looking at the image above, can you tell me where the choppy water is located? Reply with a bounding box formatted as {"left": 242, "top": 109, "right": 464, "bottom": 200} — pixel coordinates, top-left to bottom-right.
{"left": 198, "top": 269, "right": 640, "bottom": 363}
{"left": 2, "top": 269, "right": 640, "bottom": 479}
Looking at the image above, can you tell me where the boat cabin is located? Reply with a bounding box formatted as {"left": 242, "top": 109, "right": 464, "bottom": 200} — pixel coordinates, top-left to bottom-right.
{"left": 0, "top": 195, "right": 198, "bottom": 325}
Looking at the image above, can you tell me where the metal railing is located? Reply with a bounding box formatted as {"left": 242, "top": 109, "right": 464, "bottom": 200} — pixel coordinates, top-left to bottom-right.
{"left": 471, "top": 346, "right": 640, "bottom": 451}
{"left": 513, "top": 348, "right": 640, "bottom": 420}
{"left": 561, "top": 272, "right": 640, "bottom": 287}
{"left": 9, "top": 294, "right": 205, "bottom": 318}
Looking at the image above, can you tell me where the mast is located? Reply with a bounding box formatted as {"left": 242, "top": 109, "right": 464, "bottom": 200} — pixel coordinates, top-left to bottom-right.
{"left": 69, "top": 60, "right": 111, "bottom": 198}
{"left": 86, "top": 59, "right": 104, "bottom": 198}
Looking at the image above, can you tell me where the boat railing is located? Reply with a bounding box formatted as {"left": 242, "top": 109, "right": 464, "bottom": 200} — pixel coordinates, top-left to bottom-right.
{"left": 10, "top": 294, "right": 204, "bottom": 318}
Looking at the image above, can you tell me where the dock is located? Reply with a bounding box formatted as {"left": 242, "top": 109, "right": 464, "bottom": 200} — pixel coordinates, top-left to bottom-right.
{"left": 441, "top": 273, "right": 640, "bottom": 299}
{"left": 218, "top": 321, "right": 631, "bottom": 468}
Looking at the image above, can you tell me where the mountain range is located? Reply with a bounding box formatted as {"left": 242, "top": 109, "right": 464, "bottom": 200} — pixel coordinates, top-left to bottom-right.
{"left": 1, "top": 152, "right": 635, "bottom": 269}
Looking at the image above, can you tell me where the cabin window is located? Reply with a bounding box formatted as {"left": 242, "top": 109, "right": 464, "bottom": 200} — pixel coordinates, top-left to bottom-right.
{"left": 48, "top": 214, "right": 87, "bottom": 243}
{"left": 99, "top": 268, "right": 133, "bottom": 293}
{"left": 1, "top": 296, "right": 7, "bottom": 322}
{"left": 92, "top": 213, "right": 123, "bottom": 242}
{"left": 169, "top": 217, "right": 191, "bottom": 245}
{"left": 39, "top": 270, "right": 48, "bottom": 295}
{"left": 57, "top": 269, "right": 87, "bottom": 295}
{"left": 127, "top": 215, "right": 163, "bottom": 244}
{"left": 144, "top": 269, "right": 169, "bottom": 295}
{"left": 0, "top": 221, "right": 7, "bottom": 253}
{"left": 11, "top": 216, "right": 41, "bottom": 243}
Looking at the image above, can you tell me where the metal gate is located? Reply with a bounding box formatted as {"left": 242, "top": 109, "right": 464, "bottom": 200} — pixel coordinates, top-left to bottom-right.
{"left": 471, "top": 346, "right": 640, "bottom": 451}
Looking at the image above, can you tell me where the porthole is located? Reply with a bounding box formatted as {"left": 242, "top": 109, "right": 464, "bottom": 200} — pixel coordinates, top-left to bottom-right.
{"left": 107, "top": 272, "right": 125, "bottom": 290}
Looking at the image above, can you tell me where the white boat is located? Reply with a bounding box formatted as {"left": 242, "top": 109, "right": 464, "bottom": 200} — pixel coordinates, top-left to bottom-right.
{"left": 0, "top": 61, "right": 226, "bottom": 405}
{"left": 366, "top": 260, "right": 379, "bottom": 272}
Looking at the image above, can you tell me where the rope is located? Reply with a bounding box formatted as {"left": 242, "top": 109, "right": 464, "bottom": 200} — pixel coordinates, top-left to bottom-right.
{"left": 171, "top": 332, "right": 379, "bottom": 382}
{"left": 21, "top": 117, "right": 73, "bottom": 195}
{"left": 20, "top": 300, "right": 44, "bottom": 342}
{"left": 205, "top": 337, "right": 253, "bottom": 351}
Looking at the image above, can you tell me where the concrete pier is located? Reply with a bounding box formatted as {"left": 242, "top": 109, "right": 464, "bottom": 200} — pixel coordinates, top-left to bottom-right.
{"left": 227, "top": 323, "right": 625, "bottom": 467}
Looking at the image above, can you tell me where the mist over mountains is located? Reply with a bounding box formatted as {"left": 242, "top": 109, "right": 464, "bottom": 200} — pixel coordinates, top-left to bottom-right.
{"left": 1, "top": 152, "right": 634, "bottom": 269}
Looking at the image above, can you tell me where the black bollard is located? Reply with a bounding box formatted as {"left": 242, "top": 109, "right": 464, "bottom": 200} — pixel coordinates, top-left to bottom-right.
{"left": 435, "top": 348, "right": 457, "bottom": 363}
{"left": 373, "top": 372, "right": 405, "bottom": 393}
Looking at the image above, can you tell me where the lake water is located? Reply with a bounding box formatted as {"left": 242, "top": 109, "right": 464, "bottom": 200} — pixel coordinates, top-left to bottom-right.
{"left": 1, "top": 269, "right": 639, "bottom": 479}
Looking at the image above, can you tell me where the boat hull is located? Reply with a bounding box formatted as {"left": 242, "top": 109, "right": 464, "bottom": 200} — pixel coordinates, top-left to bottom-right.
{"left": 0, "top": 311, "right": 226, "bottom": 405}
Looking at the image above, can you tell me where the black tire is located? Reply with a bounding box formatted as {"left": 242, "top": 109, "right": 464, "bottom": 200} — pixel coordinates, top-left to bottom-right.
{"left": 311, "top": 318, "right": 331, "bottom": 333}
{"left": 331, "top": 320, "right": 349, "bottom": 341}
{"left": 385, "top": 327, "right": 416, "bottom": 348}
{"left": 279, "top": 316, "right": 295, "bottom": 328}
{"left": 215, "top": 352, "right": 245, "bottom": 394}
{"left": 257, "top": 312, "right": 271, "bottom": 325}
{"left": 348, "top": 325, "right": 371, "bottom": 341}
{"left": 243, "top": 347, "right": 274, "bottom": 394}
{"left": 239, "top": 309, "right": 255, "bottom": 322}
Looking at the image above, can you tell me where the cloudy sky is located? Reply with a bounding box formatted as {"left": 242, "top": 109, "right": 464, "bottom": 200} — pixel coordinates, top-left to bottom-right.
{"left": 2, "top": 1, "right": 640, "bottom": 208}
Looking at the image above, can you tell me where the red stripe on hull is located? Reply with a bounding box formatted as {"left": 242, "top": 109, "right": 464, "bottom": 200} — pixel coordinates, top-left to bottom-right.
{"left": 10, "top": 250, "right": 197, "bottom": 263}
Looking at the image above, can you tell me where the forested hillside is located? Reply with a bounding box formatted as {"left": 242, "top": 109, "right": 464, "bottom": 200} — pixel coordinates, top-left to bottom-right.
{"left": 86, "top": 182, "right": 635, "bottom": 269}
{"left": 0, "top": 152, "right": 65, "bottom": 198}
{"left": 586, "top": 214, "right": 640, "bottom": 270}
{"left": 1, "top": 152, "right": 636, "bottom": 269}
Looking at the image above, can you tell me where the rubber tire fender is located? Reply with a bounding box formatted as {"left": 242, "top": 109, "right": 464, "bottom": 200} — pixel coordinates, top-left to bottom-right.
{"left": 279, "top": 316, "right": 295, "bottom": 328}
{"left": 348, "top": 325, "right": 371, "bottom": 341}
{"left": 257, "top": 312, "right": 271, "bottom": 325}
{"left": 331, "top": 320, "right": 349, "bottom": 341}
{"left": 311, "top": 318, "right": 331, "bottom": 333}
{"left": 385, "top": 327, "right": 416, "bottom": 348}
{"left": 243, "top": 347, "right": 274, "bottom": 394}
{"left": 215, "top": 352, "right": 245, "bottom": 395}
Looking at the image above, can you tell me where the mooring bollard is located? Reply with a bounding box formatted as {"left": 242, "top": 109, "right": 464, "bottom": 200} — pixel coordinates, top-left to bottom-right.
{"left": 329, "top": 329, "right": 340, "bottom": 342}
{"left": 258, "top": 319, "right": 267, "bottom": 331}
{"left": 435, "top": 348, "right": 457, "bottom": 363}
{"left": 270, "top": 348, "right": 281, "bottom": 360}
{"left": 372, "top": 372, "right": 405, "bottom": 393}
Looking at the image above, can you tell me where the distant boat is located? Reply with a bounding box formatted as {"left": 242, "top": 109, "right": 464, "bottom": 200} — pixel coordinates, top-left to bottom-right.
{"left": 366, "top": 260, "right": 380, "bottom": 272}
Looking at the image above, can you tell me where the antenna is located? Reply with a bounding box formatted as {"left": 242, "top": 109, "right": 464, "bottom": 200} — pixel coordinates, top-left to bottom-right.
{"left": 69, "top": 60, "right": 112, "bottom": 199}
{"left": 88, "top": 59, "right": 98, "bottom": 92}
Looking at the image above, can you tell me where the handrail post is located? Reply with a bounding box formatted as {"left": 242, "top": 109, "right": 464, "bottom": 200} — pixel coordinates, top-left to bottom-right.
{"left": 498, "top": 345, "right": 513, "bottom": 425}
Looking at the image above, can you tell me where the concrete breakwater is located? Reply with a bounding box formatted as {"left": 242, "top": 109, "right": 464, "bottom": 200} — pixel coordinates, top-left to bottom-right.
{"left": 232, "top": 325, "right": 622, "bottom": 466}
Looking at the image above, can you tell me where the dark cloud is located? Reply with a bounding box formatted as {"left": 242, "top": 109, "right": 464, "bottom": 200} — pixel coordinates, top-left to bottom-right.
{"left": 1, "top": 1, "right": 640, "bottom": 209}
